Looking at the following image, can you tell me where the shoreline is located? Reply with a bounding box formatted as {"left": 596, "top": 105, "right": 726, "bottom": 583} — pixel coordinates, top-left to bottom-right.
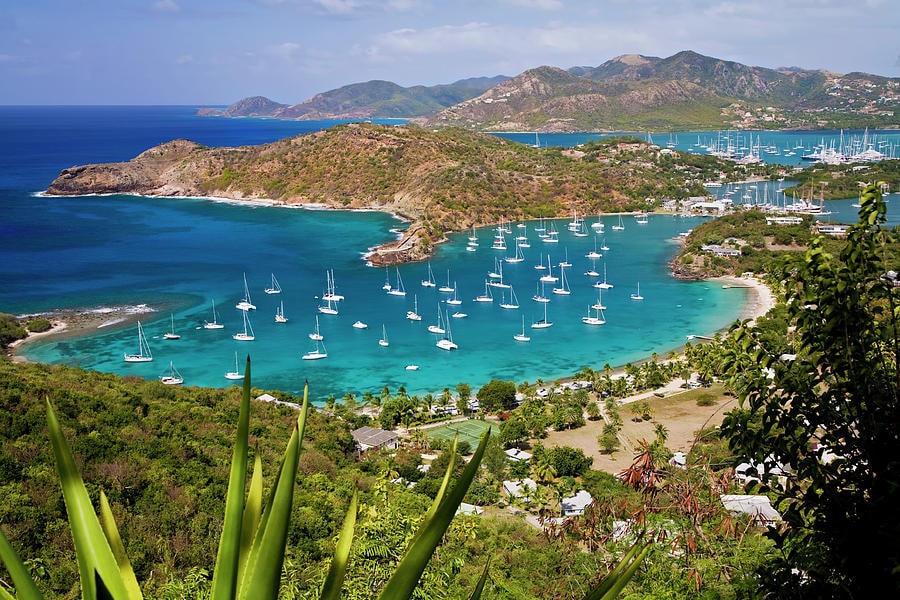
{"left": 7, "top": 275, "right": 777, "bottom": 387}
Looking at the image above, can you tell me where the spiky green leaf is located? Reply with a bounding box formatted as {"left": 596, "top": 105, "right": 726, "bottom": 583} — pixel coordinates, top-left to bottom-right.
{"left": 0, "top": 526, "right": 43, "bottom": 600}
{"left": 320, "top": 489, "right": 358, "bottom": 600}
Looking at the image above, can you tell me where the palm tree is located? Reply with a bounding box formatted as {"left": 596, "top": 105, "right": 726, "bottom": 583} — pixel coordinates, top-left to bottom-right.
{"left": 532, "top": 458, "right": 557, "bottom": 484}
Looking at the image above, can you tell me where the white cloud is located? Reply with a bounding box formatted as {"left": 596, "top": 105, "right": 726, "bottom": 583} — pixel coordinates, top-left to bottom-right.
{"left": 499, "top": 0, "right": 563, "bottom": 9}
{"left": 152, "top": 0, "right": 182, "bottom": 13}
{"left": 176, "top": 54, "right": 194, "bottom": 64}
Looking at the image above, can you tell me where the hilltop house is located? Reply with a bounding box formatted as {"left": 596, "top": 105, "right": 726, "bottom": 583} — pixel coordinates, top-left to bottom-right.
{"left": 351, "top": 426, "right": 399, "bottom": 453}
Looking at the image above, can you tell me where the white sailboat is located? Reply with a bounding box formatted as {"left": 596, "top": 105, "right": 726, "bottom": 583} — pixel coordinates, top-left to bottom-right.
{"left": 264, "top": 272, "right": 282, "bottom": 294}
{"left": 236, "top": 273, "right": 256, "bottom": 311}
{"left": 301, "top": 339, "right": 328, "bottom": 360}
{"left": 318, "top": 297, "right": 339, "bottom": 315}
{"left": 309, "top": 316, "right": 324, "bottom": 340}
{"left": 163, "top": 314, "right": 180, "bottom": 339}
{"left": 594, "top": 263, "right": 614, "bottom": 289}
{"left": 592, "top": 287, "right": 607, "bottom": 311}
{"left": 539, "top": 255, "right": 558, "bottom": 283}
{"left": 427, "top": 307, "right": 445, "bottom": 334}
{"left": 612, "top": 215, "right": 625, "bottom": 231}
{"left": 204, "top": 300, "right": 225, "bottom": 329}
{"left": 635, "top": 213, "right": 649, "bottom": 225}
{"left": 382, "top": 267, "right": 392, "bottom": 291}
{"left": 439, "top": 269, "right": 454, "bottom": 293}
{"left": 499, "top": 286, "right": 520, "bottom": 309}
{"left": 531, "top": 302, "right": 553, "bottom": 329}
{"left": 559, "top": 248, "right": 572, "bottom": 268}
{"left": 534, "top": 252, "right": 546, "bottom": 271}
{"left": 513, "top": 315, "right": 531, "bottom": 342}
{"left": 352, "top": 320, "right": 368, "bottom": 329}
{"left": 224, "top": 352, "right": 244, "bottom": 380}
{"left": 379, "top": 324, "right": 389, "bottom": 347}
{"left": 387, "top": 268, "right": 406, "bottom": 296}
{"left": 421, "top": 263, "right": 437, "bottom": 288}
{"left": 123, "top": 321, "right": 153, "bottom": 362}
{"left": 406, "top": 294, "right": 422, "bottom": 321}
{"left": 160, "top": 361, "right": 184, "bottom": 385}
{"left": 322, "top": 269, "right": 344, "bottom": 302}
{"left": 552, "top": 265, "right": 571, "bottom": 295}
{"left": 532, "top": 280, "right": 550, "bottom": 303}
{"left": 504, "top": 243, "right": 525, "bottom": 263}
{"left": 474, "top": 281, "right": 493, "bottom": 302}
{"left": 630, "top": 282, "right": 644, "bottom": 301}
{"left": 582, "top": 305, "right": 607, "bottom": 326}
{"left": 436, "top": 311, "right": 458, "bottom": 350}
{"left": 274, "top": 301, "right": 288, "bottom": 323}
{"left": 446, "top": 283, "right": 462, "bottom": 306}
{"left": 233, "top": 310, "right": 255, "bottom": 341}
{"left": 586, "top": 238, "right": 603, "bottom": 259}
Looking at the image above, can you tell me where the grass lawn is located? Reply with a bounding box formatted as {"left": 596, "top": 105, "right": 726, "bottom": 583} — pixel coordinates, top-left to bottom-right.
{"left": 427, "top": 418, "right": 495, "bottom": 449}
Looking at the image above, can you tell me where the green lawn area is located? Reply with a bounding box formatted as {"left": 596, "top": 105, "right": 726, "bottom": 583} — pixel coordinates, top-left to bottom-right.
{"left": 427, "top": 419, "right": 495, "bottom": 449}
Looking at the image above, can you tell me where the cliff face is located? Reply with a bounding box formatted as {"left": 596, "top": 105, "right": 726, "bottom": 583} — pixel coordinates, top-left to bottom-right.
{"left": 47, "top": 140, "right": 210, "bottom": 197}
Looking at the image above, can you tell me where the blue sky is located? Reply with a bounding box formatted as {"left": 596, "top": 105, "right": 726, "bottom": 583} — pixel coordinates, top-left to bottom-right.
{"left": 2, "top": 0, "right": 898, "bottom": 105}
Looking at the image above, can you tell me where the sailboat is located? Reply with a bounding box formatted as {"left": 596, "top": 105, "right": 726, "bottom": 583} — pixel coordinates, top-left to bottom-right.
{"left": 421, "top": 262, "right": 437, "bottom": 288}
{"left": 427, "top": 307, "right": 445, "bottom": 334}
{"left": 159, "top": 361, "right": 184, "bottom": 385}
{"left": 474, "top": 281, "right": 493, "bottom": 302}
{"left": 586, "top": 238, "right": 603, "bottom": 259}
{"left": 635, "top": 213, "right": 649, "bottom": 225}
{"left": 612, "top": 215, "right": 625, "bottom": 231}
{"left": 582, "top": 305, "right": 607, "bottom": 325}
{"left": 382, "top": 267, "right": 392, "bottom": 291}
{"left": 513, "top": 315, "right": 531, "bottom": 342}
{"left": 224, "top": 352, "right": 244, "bottom": 380}
{"left": 436, "top": 311, "right": 458, "bottom": 350}
{"left": 539, "top": 255, "right": 558, "bottom": 283}
{"left": 322, "top": 269, "right": 344, "bottom": 302}
{"left": 236, "top": 273, "right": 256, "bottom": 311}
{"left": 204, "top": 300, "right": 225, "bottom": 329}
{"left": 301, "top": 339, "right": 328, "bottom": 360}
{"left": 446, "top": 283, "right": 462, "bottom": 306}
{"left": 531, "top": 303, "right": 553, "bottom": 329}
{"left": 264, "top": 272, "right": 282, "bottom": 294}
{"left": 387, "top": 268, "right": 406, "bottom": 296}
{"left": 499, "top": 286, "right": 520, "bottom": 309}
{"left": 630, "top": 282, "right": 644, "bottom": 301}
{"left": 163, "top": 314, "right": 180, "bottom": 339}
{"left": 552, "top": 265, "right": 571, "bottom": 295}
{"left": 592, "top": 287, "right": 607, "bottom": 311}
{"left": 439, "top": 270, "right": 454, "bottom": 293}
{"left": 406, "top": 294, "right": 422, "bottom": 321}
{"left": 504, "top": 243, "right": 525, "bottom": 263}
{"left": 559, "top": 248, "right": 572, "bottom": 268}
{"left": 233, "top": 310, "right": 255, "bottom": 341}
{"left": 532, "top": 280, "right": 550, "bottom": 303}
{"left": 274, "top": 301, "right": 288, "bottom": 323}
{"left": 309, "top": 316, "right": 324, "bottom": 340}
{"left": 123, "top": 321, "right": 153, "bottom": 362}
{"left": 594, "top": 263, "right": 614, "bottom": 289}
{"left": 379, "top": 324, "right": 389, "bottom": 347}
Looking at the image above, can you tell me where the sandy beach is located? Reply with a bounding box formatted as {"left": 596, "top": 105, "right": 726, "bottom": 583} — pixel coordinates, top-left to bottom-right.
{"left": 7, "top": 305, "right": 155, "bottom": 362}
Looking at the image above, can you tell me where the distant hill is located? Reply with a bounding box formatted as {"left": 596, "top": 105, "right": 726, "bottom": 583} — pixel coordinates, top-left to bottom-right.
{"left": 201, "top": 50, "right": 898, "bottom": 132}
{"left": 198, "top": 75, "right": 509, "bottom": 120}
{"left": 425, "top": 51, "right": 899, "bottom": 131}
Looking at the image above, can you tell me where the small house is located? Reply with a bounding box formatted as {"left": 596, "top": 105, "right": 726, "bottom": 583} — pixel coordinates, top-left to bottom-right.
{"left": 720, "top": 494, "right": 781, "bottom": 526}
{"left": 351, "top": 426, "right": 399, "bottom": 452}
{"left": 561, "top": 490, "right": 593, "bottom": 516}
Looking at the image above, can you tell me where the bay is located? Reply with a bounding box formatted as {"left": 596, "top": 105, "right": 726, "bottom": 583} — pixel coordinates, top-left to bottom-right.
{"left": 1, "top": 106, "right": 892, "bottom": 402}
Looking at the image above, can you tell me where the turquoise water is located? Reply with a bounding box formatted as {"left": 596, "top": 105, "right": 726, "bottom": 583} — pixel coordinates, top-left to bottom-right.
{"left": 15, "top": 197, "right": 737, "bottom": 401}
{"left": 4, "top": 106, "right": 893, "bottom": 402}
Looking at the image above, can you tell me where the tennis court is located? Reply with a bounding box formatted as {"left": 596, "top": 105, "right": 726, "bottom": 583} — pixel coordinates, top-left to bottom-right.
{"left": 427, "top": 419, "right": 495, "bottom": 449}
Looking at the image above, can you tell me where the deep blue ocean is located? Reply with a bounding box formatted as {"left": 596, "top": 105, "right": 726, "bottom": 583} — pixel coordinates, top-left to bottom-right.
{"left": 2, "top": 106, "right": 897, "bottom": 401}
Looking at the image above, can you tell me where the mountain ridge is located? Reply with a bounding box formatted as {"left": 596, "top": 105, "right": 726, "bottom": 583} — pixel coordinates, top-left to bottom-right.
{"left": 199, "top": 51, "right": 898, "bottom": 131}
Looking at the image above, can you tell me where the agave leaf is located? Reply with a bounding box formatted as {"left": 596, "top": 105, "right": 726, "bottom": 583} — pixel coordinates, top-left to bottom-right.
{"left": 319, "top": 489, "right": 358, "bottom": 600}
{"left": 237, "top": 452, "right": 264, "bottom": 585}
{"left": 467, "top": 558, "right": 491, "bottom": 600}
{"left": 237, "top": 382, "right": 309, "bottom": 600}
{"left": 0, "top": 585, "right": 21, "bottom": 600}
{"left": 422, "top": 435, "right": 458, "bottom": 526}
{"left": 98, "top": 491, "right": 142, "bottom": 599}
{"left": 377, "top": 430, "right": 490, "bottom": 600}
{"left": 211, "top": 356, "right": 252, "bottom": 600}
{"left": 46, "top": 401, "right": 132, "bottom": 600}
{"left": 583, "top": 538, "right": 651, "bottom": 600}
{"left": 0, "top": 526, "right": 43, "bottom": 600}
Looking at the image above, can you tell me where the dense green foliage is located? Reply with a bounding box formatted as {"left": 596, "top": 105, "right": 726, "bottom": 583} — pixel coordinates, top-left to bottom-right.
{"left": 0, "top": 313, "right": 27, "bottom": 347}
{"left": 721, "top": 183, "right": 900, "bottom": 596}
{"left": 784, "top": 158, "right": 900, "bottom": 200}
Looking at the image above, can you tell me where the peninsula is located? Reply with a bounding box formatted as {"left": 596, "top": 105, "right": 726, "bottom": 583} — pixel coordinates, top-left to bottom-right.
{"left": 46, "top": 123, "right": 777, "bottom": 265}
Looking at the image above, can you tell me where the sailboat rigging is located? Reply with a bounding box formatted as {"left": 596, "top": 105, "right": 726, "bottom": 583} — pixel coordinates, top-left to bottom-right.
{"left": 233, "top": 310, "right": 255, "bottom": 341}
{"left": 123, "top": 321, "right": 153, "bottom": 362}
{"left": 163, "top": 314, "right": 180, "bottom": 339}
{"left": 159, "top": 361, "right": 184, "bottom": 385}
{"left": 224, "top": 352, "right": 244, "bottom": 380}
{"left": 204, "top": 300, "right": 225, "bottom": 329}
{"left": 236, "top": 272, "right": 256, "bottom": 311}
{"left": 264, "top": 272, "right": 282, "bottom": 294}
